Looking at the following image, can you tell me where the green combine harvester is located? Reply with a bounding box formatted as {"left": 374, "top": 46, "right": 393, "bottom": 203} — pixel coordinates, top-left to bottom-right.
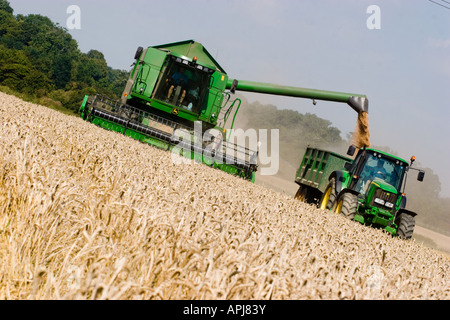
{"left": 80, "top": 40, "right": 368, "bottom": 181}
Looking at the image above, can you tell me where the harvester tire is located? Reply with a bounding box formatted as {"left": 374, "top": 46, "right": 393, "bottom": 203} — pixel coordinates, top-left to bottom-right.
{"left": 319, "top": 178, "right": 336, "bottom": 210}
{"left": 334, "top": 192, "right": 358, "bottom": 220}
{"left": 396, "top": 213, "right": 415, "bottom": 240}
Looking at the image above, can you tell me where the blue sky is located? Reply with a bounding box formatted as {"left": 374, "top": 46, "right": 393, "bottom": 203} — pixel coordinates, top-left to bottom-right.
{"left": 8, "top": 0, "right": 450, "bottom": 197}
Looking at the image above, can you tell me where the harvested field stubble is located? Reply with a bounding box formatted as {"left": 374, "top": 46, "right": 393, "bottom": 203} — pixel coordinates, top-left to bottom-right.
{"left": 0, "top": 92, "right": 449, "bottom": 300}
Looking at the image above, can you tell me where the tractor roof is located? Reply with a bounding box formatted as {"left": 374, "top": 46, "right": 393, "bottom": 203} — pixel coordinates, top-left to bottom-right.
{"left": 152, "top": 40, "right": 226, "bottom": 74}
{"left": 365, "top": 147, "right": 409, "bottom": 165}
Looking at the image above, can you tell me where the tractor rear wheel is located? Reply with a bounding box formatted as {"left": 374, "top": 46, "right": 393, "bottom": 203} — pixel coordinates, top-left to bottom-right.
{"left": 319, "top": 178, "right": 336, "bottom": 210}
{"left": 334, "top": 192, "right": 358, "bottom": 220}
{"left": 396, "top": 213, "right": 415, "bottom": 240}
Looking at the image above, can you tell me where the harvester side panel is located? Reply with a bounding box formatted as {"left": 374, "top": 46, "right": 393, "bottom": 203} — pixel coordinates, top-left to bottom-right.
{"left": 198, "top": 72, "right": 228, "bottom": 124}
{"left": 131, "top": 48, "right": 168, "bottom": 99}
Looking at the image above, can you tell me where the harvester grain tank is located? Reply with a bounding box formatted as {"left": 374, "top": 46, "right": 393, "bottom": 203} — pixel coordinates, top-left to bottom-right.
{"left": 294, "top": 146, "right": 425, "bottom": 239}
{"left": 80, "top": 40, "right": 369, "bottom": 181}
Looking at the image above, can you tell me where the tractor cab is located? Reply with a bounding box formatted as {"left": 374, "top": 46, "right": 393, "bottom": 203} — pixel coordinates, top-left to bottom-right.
{"left": 344, "top": 146, "right": 425, "bottom": 213}
{"left": 351, "top": 150, "right": 408, "bottom": 195}
{"left": 345, "top": 147, "right": 409, "bottom": 204}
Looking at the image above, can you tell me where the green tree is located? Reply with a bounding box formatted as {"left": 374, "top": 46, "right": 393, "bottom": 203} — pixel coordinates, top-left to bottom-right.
{"left": 0, "top": 0, "right": 13, "bottom": 14}
{"left": 0, "top": 44, "right": 51, "bottom": 93}
{"left": 85, "top": 50, "right": 108, "bottom": 81}
{"left": 0, "top": 10, "right": 21, "bottom": 49}
{"left": 52, "top": 55, "right": 73, "bottom": 89}
{"left": 0, "top": 1, "right": 129, "bottom": 110}
{"left": 21, "top": 15, "right": 78, "bottom": 87}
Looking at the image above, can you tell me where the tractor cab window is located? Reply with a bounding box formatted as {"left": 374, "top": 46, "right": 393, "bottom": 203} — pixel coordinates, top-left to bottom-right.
{"left": 355, "top": 152, "right": 406, "bottom": 193}
{"left": 155, "top": 58, "right": 211, "bottom": 113}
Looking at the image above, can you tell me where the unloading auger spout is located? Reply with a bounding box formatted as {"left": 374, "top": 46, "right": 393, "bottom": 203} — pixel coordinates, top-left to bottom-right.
{"left": 226, "top": 79, "right": 369, "bottom": 114}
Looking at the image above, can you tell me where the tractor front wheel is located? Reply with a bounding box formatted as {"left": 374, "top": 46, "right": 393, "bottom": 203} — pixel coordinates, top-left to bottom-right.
{"left": 396, "top": 213, "right": 415, "bottom": 240}
{"left": 334, "top": 192, "right": 358, "bottom": 220}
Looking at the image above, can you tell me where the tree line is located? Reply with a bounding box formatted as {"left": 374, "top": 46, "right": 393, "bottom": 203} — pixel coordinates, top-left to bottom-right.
{"left": 0, "top": 0, "right": 128, "bottom": 113}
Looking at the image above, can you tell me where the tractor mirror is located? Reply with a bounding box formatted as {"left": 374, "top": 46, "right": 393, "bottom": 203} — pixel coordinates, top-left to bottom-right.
{"left": 134, "top": 46, "right": 143, "bottom": 60}
{"left": 417, "top": 171, "right": 425, "bottom": 182}
{"left": 230, "top": 79, "right": 238, "bottom": 94}
{"left": 344, "top": 162, "right": 352, "bottom": 171}
{"left": 347, "top": 145, "right": 356, "bottom": 156}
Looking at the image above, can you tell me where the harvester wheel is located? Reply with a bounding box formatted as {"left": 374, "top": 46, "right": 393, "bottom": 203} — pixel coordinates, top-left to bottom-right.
{"left": 396, "top": 213, "right": 415, "bottom": 240}
{"left": 334, "top": 192, "right": 358, "bottom": 220}
{"left": 319, "top": 178, "right": 336, "bottom": 210}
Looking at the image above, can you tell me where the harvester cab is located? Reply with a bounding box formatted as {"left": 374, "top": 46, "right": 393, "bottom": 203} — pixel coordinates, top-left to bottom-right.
{"left": 121, "top": 42, "right": 228, "bottom": 130}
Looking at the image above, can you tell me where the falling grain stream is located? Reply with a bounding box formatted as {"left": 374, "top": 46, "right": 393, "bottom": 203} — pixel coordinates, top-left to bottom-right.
{"left": 353, "top": 111, "right": 371, "bottom": 148}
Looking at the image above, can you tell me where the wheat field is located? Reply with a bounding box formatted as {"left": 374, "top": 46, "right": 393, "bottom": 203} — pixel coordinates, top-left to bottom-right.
{"left": 0, "top": 91, "right": 448, "bottom": 300}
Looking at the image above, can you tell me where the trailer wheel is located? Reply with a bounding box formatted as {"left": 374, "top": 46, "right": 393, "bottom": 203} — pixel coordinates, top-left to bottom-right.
{"left": 319, "top": 178, "right": 336, "bottom": 210}
{"left": 294, "top": 185, "right": 308, "bottom": 202}
{"left": 334, "top": 192, "right": 358, "bottom": 220}
{"left": 396, "top": 213, "right": 415, "bottom": 240}
{"left": 294, "top": 185, "right": 318, "bottom": 204}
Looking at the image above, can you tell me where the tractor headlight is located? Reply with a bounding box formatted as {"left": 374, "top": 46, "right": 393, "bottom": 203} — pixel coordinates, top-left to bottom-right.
{"left": 374, "top": 198, "right": 385, "bottom": 205}
{"left": 385, "top": 202, "right": 394, "bottom": 208}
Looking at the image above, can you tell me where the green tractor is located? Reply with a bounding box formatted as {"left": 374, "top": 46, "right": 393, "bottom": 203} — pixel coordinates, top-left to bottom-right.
{"left": 294, "top": 146, "right": 425, "bottom": 239}
{"left": 80, "top": 40, "right": 369, "bottom": 181}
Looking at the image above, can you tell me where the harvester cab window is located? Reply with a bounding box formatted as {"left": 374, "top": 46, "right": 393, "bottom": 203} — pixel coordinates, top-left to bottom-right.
{"left": 166, "top": 65, "right": 189, "bottom": 106}
{"left": 155, "top": 58, "right": 211, "bottom": 113}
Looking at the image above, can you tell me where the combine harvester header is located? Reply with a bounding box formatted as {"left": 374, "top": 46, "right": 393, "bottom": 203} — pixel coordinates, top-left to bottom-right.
{"left": 80, "top": 40, "right": 369, "bottom": 181}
